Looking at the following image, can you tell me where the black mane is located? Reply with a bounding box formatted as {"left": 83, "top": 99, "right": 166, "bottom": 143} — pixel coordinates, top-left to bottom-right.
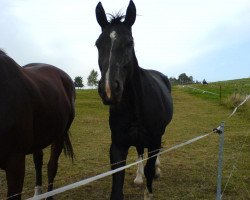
{"left": 0, "top": 49, "right": 7, "bottom": 56}
{"left": 108, "top": 13, "right": 125, "bottom": 25}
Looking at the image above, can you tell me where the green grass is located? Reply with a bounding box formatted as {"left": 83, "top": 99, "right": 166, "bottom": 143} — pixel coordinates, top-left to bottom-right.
{"left": 182, "top": 78, "right": 250, "bottom": 100}
{"left": 182, "top": 78, "right": 250, "bottom": 121}
{"left": 0, "top": 85, "right": 249, "bottom": 199}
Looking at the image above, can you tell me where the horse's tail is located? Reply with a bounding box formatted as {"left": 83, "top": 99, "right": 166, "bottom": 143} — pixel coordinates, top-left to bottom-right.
{"left": 63, "top": 131, "right": 74, "bottom": 162}
{"left": 62, "top": 76, "right": 75, "bottom": 162}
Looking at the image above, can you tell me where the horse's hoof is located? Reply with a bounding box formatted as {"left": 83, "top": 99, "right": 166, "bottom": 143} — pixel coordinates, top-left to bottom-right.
{"left": 34, "top": 186, "right": 42, "bottom": 196}
{"left": 134, "top": 176, "right": 143, "bottom": 185}
{"left": 154, "top": 168, "right": 161, "bottom": 179}
{"left": 144, "top": 189, "right": 153, "bottom": 200}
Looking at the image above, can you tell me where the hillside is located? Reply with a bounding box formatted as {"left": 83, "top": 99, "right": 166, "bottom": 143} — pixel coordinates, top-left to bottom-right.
{"left": 181, "top": 78, "right": 250, "bottom": 120}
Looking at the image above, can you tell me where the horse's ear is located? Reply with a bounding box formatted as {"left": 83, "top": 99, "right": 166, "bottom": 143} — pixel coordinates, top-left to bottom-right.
{"left": 124, "top": 0, "right": 136, "bottom": 27}
{"left": 96, "top": 2, "right": 108, "bottom": 29}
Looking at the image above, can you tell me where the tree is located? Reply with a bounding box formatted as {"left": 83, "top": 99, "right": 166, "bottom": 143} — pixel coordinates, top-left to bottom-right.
{"left": 169, "top": 77, "right": 178, "bottom": 85}
{"left": 202, "top": 79, "right": 208, "bottom": 84}
{"left": 178, "top": 73, "right": 194, "bottom": 84}
{"left": 87, "top": 69, "right": 99, "bottom": 88}
{"left": 189, "top": 76, "right": 194, "bottom": 83}
{"left": 178, "top": 73, "right": 189, "bottom": 84}
{"left": 74, "top": 76, "right": 84, "bottom": 89}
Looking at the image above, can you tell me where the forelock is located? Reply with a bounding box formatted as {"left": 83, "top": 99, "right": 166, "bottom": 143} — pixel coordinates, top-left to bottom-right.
{"left": 107, "top": 13, "right": 125, "bottom": 25}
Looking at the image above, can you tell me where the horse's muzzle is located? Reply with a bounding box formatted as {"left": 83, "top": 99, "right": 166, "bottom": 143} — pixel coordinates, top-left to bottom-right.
{"left": 98, "top": 79, "right": 122, "bottom": 105}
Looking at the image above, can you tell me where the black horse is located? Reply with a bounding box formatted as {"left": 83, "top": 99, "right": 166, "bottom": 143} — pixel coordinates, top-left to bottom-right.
{"left": 0, "top": 50, "right": 75, "bottom": 200}
{"left": 95, "top": 1, "right": 173, "bottom": 199}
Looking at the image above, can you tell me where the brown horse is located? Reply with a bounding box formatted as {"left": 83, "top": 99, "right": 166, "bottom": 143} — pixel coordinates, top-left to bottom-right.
{"left": 0, "top": 50, "right": 75, "bottom": 200}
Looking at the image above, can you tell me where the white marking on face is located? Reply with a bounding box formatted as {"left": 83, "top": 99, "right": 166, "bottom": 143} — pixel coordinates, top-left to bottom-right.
{"left": 110, "top": 30, "right": 117, "bottom": 40}
{"left": 105, "top": 68, "right": 111, "bottom": 99}
{"left": 105, "top": 30, "right": 117, "bottom": 99}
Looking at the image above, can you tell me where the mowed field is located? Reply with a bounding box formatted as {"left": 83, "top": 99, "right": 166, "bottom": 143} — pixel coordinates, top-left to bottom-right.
{"left": 0, "top": 82, "right": 249, "bottom": 199}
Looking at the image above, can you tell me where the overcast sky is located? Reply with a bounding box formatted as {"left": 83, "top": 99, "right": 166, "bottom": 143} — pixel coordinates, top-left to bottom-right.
{"left": 0, "top": 0, "right": 250, "bottom": 84}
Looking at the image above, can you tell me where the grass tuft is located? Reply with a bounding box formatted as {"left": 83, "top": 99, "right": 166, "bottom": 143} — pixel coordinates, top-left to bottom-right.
{"left": 223, "top": 93, "right": 250, "bottom": 109}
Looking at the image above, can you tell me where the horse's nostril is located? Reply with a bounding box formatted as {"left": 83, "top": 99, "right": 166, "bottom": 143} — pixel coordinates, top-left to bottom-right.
{"left": 114, "top": 81, "right": 120, "bottom": 93}
{"left": 98, "top": 80, "right": 102, "bottom": 87}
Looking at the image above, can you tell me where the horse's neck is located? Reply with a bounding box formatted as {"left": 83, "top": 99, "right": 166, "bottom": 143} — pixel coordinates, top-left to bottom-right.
{"left": 0, "top": 58, "right": 21, "bottom": 85}
{"left": 123, "top": 55, "right": 143, "bottom": 105}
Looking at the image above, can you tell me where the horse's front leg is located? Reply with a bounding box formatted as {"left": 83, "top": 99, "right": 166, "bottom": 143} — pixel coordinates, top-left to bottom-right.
{"left": 110, "top": 143, "right": 128, "bottom": 200}
{"left": 144, "top": 148, "right": 160, "bottom": 200}
{"left": 134, "top": 146, "right": 144, "bottom": 185}
{"left": 5, "top": 153, "right": 25, "bottom": 200}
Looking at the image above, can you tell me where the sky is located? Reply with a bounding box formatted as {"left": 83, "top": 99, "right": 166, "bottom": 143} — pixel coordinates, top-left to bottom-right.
{"left": 0, "top": 0, "right": 250, "bottom": 84}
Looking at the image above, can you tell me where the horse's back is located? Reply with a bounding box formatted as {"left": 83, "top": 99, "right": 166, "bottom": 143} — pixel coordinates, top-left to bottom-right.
{"left": 23, "top": 63, "right": 75, "bottom": 104}
{"left": 22, "top": 63, "right": 75, "bottom": 117}
{"left": 147, "top": 69, "right": 171, "bottom": 93}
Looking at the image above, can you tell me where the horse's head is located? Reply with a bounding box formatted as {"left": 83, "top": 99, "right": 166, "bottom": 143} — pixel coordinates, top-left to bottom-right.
{"left": 95, "top": 0, "right": 136, "bottom": 105}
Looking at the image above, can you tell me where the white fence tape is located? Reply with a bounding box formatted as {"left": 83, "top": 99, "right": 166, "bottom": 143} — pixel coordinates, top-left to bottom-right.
{"left": 26, "top": 132, "right": 212, "bottom": 200}
{"left": 228, "top": 94, "right": 250, "bottom": 118}
{"left": 184, "top": 85, "right": 219, "bottom": 96}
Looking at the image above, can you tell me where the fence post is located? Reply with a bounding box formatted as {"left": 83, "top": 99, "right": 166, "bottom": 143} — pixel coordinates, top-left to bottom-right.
{"left": 215, "top": 122, "right": 225, "bottom": 200}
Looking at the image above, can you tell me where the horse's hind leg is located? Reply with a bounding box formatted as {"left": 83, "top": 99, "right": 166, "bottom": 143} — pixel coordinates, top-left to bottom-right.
{"left": 154, "top": 155, "right": 161, "bottom": 179}
{"left": 134, "top": 146, "right": 144, "bottom": 185}
{"left": 144, "top": 148, "right": 160, "bottom": 200}
{"left": 33, "top": 150, "right": 43, "bottom": 196}
{"left": 5, "top": 153, "right": 25, "bottom": 200}
{"left": 46, "top": 141, "right": 63, "bottom": 200}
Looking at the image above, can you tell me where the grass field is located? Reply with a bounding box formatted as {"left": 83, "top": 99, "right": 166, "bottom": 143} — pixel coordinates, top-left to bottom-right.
{"left": 0, "top": 79, "right": 249, "bottom": 200}
{"left": 182, "top": 78, "right": 250, "bottom": 121}
{"left": 183, "top": 78, "right": 250, "bottom": 105}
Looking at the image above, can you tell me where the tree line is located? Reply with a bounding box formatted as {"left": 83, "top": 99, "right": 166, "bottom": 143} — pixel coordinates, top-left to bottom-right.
{"left": 74, "top": 71, "right": 207, "bottom": 89}
{"left": 169, "top": 73, "right": 207, "bottom": 85}
{"left": 74, "top": 69, "right": 98, "bottom": 89}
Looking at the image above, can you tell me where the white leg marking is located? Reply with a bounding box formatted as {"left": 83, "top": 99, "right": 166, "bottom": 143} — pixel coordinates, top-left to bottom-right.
{"left": 155, "top": 156, "right": 161, "bottom": 179}
{"left": 34, "top": 185, "right": 42, "bottom": 196}
{"left": 134, "top": 156, "right": 144, "bottom": 185}
{"left": 105, "top": 31, "right": 117, "bottom": 99}
{"left": 144, "top": 188, "right": 154, "bottom": 200}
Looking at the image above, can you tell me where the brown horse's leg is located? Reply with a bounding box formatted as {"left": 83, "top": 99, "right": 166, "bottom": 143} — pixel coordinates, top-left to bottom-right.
{"left": 46, "top": 142, "right": 63, "bottom": 200}
{"left": 33, "top": 150, "right": 43, "bottom": 195}
{"left": 6, "top": 153, "right": 25, "bottom": 200}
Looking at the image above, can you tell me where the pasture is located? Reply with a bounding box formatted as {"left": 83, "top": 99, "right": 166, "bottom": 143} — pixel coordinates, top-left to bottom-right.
{"left": 0, "top": 81, "right": 249, "bottom": 199}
